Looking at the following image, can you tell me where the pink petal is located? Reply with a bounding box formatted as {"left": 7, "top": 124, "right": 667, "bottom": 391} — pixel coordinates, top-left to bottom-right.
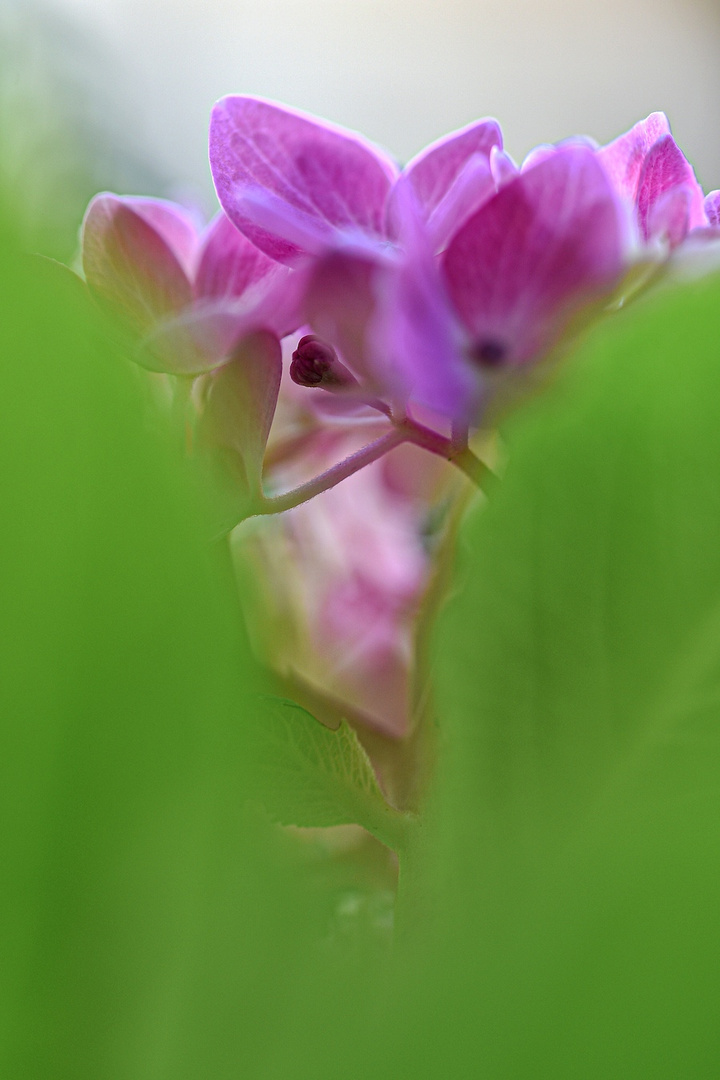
{"left": 245, "top": 261, "right": 309, "bottom": 340}
{"left": 145, "top": 264, "right": 305, "bottom": 375}
{"left": 194, "top": 212, "right": 277, "bottom": 301}
{"left": 704, "top": 191, "right": 720, "bottom": 227}
{"left": 142, "top": 304, "right": 256, "bottom": 375}
{"left": 646, "top": 186, "right": 692, "bottom": 249}
{"left": 82, "top": 193, "right": 192, "bottom": 334}
{"left": 636, "top": 134, "right": 705, "bottom": 245}
{"left": 121, "top": 196, "right": 201, "bottom": 277}
{"left": 520, "top": 144, "right": 558, "bottom": 172}
{"left": 200, "top": 331, "right": 283, "bottom": 497}
{"left": 522, "top": 137, "right": 599, "bottom": 174}
{"left": 402, "top": 118, "right": 502, "bottom": 221}
{"left": 209, "top": 96, "right": 399, "bottom": 264}
{"left": 598, "top": 112, "right": 671, "bottom": 202}
{"left": 421, "top": 153, "right": 496, "bottom": 253}
{"left": 376, "top": 250, "right": 476, "bottom": 419}
{"left": 302, "top": 248, "right": 389, "bottom": 390}
{"left": 490, "top": 145, "right": 518, "bottom": 188}
{"left": 374, "top": 180, "right": 476, "bottom": 416}
{"left": 442, "top": 146, "right": 625, "bottom": 366}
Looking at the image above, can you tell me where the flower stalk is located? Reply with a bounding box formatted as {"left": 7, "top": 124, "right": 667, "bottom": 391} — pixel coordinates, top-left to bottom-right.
{"left": 246, "top": 413, "right": 486, "bottom": 523}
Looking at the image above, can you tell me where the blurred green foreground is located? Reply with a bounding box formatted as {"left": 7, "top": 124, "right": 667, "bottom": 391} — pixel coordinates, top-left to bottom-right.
{"left": 2, "top": 171, "right": 720, "bottom": 1078}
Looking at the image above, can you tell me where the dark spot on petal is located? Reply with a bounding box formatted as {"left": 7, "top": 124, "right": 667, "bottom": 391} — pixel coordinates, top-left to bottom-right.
{"left": 471, "top": 338, "right": 507, "bottom": 368}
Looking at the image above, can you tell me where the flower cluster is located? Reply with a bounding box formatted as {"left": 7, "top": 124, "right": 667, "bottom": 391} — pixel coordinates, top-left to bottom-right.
{"left": 83, "top": 104, "right": 720, "bottom": 440}
{"left": 78, "top": 103, "right": 720, "bottom": 735}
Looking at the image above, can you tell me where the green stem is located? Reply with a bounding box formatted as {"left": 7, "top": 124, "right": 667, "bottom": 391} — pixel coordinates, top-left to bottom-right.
{"left": 399, "top": 417, "right": 487, "bottom": 487}
{"left": 362, "top": 806, "right": 417, "bottom": 856}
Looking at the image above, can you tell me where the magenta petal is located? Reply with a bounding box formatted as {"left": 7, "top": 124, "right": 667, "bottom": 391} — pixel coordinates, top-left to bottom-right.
{"left": 520, "top": 144, "right": 558, "bottom": 172}
{"left": 82, "top": 194, "right": 192, "bottom": 333}
{"left": 422, "top": 153, "right": 496, "bottom": 253}
{"left": 303, "top": 248, "right": 389, "bottom": 388}
{"left": 209, "top": 96, "right": 399, "bottom": 263}
{"left": 704, "top": 191, "right": 720, "bottom": 227}
{"left": 146, "top": 264, "right": 305, "bottom": 375}
{"left": 376, "top": 241, "right": 477, "bottom": 419}
{"left": 646, "top": 186, "right": 692, "bottom": 249}
{"left": 240, "top": 261, "right": 308, "bottom": 340}
{"left": 142, "top": 304, "right": 257, "bottom": 375}
{"left": 490, "top": 145, "right": 518, "bottom": 188}
{"left": 219, "top": 184, "right": 338, "bottom": 258}
{"left": 201, "top": 331, "right": 282, "bottom": 496}
{"left": 195, "top": 213, "right": 277, "bottom": 301}
{"left": 122, "top": 197, "right": 200, "bottom": 276}
{"left": 373, "top": 178, "right": 474, "bottom": 414}
{"left": 598, "top": 112, "right": 671, "bottom": 202}
{"left": 636, "top": 134, "right": 705, "bottom": 245}
{"left": 522, "top": 137, "right": 599, "bottom": 174}
{"left": 442, "top": 146, "right": 624, "bottom": 366}
{"left": 402, "top": 119, "right": 502, "bottom": 221}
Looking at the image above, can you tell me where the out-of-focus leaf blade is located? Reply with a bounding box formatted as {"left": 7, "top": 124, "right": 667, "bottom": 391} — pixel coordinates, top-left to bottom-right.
{"left": 0, "top": 199, "right": 319, "bottom": 1080}
{"left": 426, "top": 266, "right": 720, "bottom": 1076}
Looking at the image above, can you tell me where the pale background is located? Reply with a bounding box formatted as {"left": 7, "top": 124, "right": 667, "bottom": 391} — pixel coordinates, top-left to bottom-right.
{"left": 4, "top": 0, "right": 720, "bottom": 237}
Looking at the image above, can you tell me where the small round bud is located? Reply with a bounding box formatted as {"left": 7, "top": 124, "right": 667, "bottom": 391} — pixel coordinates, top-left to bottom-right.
{"left": 290, "top": 334, "right": 358, "bottom": 391}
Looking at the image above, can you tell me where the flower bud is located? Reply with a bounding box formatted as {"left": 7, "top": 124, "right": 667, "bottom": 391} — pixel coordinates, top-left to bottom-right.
{"left": 290, "top": 334, "right": 358, "bottom": 391}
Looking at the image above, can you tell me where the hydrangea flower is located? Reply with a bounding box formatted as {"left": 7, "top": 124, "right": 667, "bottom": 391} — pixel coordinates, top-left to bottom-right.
{"left": 209, "top": 97, "right": 628, "bottom": 422}
{"left": 79, "top": 105, "right": 720, "bottom": 526}
{"left": 209, "top": 94, "right": 503, "bottom": 263}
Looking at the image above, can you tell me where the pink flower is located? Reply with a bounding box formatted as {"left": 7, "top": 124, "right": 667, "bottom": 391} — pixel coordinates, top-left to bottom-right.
{"left": 209, "top": 94, "right": 503, "bottom": 263}
{"left": 440, "top": 146, "right": 625, "bottom": 369}
{"left": 378, "top": 144, "right": 626, "bottom": 419}
{"left": 209, "top": 98, "right": 628, "bottom": 423}
{"left": 81, "top": 193, "right": 303, "bottom": 374}
{"left": 597, "top": 112, "right": 707, "bottom": 250}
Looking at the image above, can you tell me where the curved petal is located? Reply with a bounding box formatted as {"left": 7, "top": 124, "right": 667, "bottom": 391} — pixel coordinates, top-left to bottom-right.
{"left": 375, "top": 247, "right": 476, "bottom": 420}
{"left": 636, "top": 134, "right": 706, "bottom": 246}
{"left": 121, "top": 196, "right": 201, "bottom": 276}
{"left": 82, "top": 194, "right": 192, "bottom": 334}
{"left": 704, "top": 191, "right": 720, "bottom": 228}
{"left": 194, "top": 212, "right": 278, "bottom": 301}
{"left": 522, "top": 137, "right": 599, "bottom": 174}
{"left": 520, "top": 143, "right": 557, "bottom": 172}
{"left": 646, "top": 186, "right": 692, "bottom": 249}
{"left": 598, "top": 112, "right": 671, "bottom": 202}
{"left": 302, "top": 248, "right": 390, "bottom": 390}
{"left": 209, "top": 95, "right": 399, "bottom": 263}
{"left": 141, "top": 304, "right": 256, "bottom": 375}
{"left": 490, "top": 145, "right": 518, "bottom": 188}
{"left": 422, "top": 153, "right": 496, "bottom": 253}
{"left": 442, "top": 146, "right": 625, "bottom": 366}
{"left": 402, "top": 118, "right": 502, "bottom": 220}
{"left": 145, "top": 265, "right": 305, "bottom": 375}
{"left": 374, "top": 180, "right": 476, "bottom": 416}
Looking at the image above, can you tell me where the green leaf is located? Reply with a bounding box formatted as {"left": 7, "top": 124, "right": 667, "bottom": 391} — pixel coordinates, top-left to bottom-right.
{"left": 252, "top": 698, "right": 411, "bottom": 852}
{"left": 425, "top": 268, "right": 720, "bottom": 1076}
{"left": 0, "top": 203, "right": 321, "bottom": 1080}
